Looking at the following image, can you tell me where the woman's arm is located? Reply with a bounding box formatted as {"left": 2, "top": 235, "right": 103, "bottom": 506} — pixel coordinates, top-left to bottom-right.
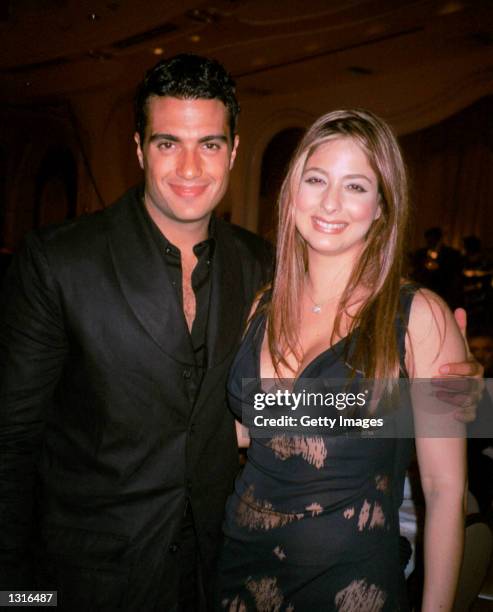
{"left": 406, "top": 289, "right": 467, "bottom": 612}
{"left": 234, "top": 294, "right": 266, "bottom": 448}
{"left": 235, "top": 420, "right": 251, "bottom": 448}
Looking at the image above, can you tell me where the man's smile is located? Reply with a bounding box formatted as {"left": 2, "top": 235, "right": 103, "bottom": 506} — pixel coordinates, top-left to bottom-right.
{"left": 168, "top": 183, "right": 209, "bottom": 198}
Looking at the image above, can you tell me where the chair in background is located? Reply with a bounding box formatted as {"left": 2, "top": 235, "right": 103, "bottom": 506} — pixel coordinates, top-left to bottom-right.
{"left": 475, "top": 549, "right": 493, "bottom": 609}
{"left": 453, "top": 514, "right": 493, "bottom": 612}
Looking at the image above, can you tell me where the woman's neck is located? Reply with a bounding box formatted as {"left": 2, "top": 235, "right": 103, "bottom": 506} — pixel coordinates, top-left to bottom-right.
{"left": 305, "top": 250, "right": 357, "bottom": 302}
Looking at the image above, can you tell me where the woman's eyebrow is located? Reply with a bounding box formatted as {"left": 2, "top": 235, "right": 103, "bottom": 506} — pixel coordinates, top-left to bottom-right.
{"left": 344, "top": 173, "right": 373, "bottom": 183}
{"left": 304, "top": 166, "right": 329, "bottom": 177}
{"left": 303, "top": 168, "right": 373, "bottom": 184}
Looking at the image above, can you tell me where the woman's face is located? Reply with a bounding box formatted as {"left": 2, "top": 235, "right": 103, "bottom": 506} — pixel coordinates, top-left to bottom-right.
{"left": 295, "top": 137, "right": 381, "bottom": 261}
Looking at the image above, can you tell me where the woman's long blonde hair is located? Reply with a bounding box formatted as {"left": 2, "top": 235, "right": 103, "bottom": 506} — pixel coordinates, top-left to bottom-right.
{"left": 266, "top": 109, "right": 409, "bottom": 384}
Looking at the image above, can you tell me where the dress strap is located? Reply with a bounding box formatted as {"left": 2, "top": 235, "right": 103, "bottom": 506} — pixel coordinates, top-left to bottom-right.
{"left": 397, "top": 283, "right": 420, "bottom": 377}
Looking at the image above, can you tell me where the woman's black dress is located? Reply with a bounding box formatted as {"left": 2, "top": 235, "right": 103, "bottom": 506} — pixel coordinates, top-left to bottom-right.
{"left": 217, "top": 290, "right": 415, "bottom": 612}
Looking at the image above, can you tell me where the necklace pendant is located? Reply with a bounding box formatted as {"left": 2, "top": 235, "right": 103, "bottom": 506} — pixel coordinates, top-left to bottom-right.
{"left": 312, "top": 304, "right": 322, "bottom": 314}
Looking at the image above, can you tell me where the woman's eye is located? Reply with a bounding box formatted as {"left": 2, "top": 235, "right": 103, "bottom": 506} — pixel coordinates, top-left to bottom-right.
{"left": 347, "top": 183, "right": 366, "bottom": 193}
{"left": 305, "top": 176, "right": 324, "bottom": 185}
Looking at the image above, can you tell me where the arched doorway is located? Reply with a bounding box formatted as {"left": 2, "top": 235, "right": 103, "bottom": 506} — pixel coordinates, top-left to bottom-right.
{"left": 34, "top": 148, "right": 77, "bottom": 228}
{"left": 258, "top": 127, "right": 304, "bottom": 241}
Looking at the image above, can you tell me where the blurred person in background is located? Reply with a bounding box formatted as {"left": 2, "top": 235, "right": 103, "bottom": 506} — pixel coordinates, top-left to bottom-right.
{"left": 411, "top": 226, "right": 462, "bottom": 309}
{"left": 461, "top": 235, "right": 493, "bottom": 329}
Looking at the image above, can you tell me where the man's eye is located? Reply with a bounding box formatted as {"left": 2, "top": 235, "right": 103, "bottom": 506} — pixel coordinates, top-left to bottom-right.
{"left": 158, "top": 142, "right": 174, "bottom": 150}
{"left": 203, "top": 142, "right": 220, "bottom": 151}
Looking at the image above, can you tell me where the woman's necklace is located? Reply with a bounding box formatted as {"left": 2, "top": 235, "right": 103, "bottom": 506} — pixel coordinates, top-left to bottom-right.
{"left": 304, "top": 283, "right": 341, "bottom": 314}
{"left": 306, "top": 292, "right": 323, "bottom": 314}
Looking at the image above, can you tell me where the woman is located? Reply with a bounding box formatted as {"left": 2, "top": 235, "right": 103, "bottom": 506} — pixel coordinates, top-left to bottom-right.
{"left": 217, "top": 109, "right": 466, "bottom": 611}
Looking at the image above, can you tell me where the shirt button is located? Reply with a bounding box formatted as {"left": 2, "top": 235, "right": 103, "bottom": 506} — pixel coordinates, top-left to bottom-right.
{"left": 165, "top": 247, "right": 171, "bottom": 254}
{"left": 168, "top": 543, "right": 180, "bottom": 554}
{"left": 183, "top": 369, "right": 191, "bottom": 379}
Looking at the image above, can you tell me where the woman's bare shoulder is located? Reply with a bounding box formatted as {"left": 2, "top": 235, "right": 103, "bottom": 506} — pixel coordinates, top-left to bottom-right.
{"left": 406, "top": 288, "right": 466, "bottom": 377}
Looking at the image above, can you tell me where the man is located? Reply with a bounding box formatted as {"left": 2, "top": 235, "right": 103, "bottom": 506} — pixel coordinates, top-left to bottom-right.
{"left": 0, "top": 247, "right": 13, "bottom": 284}
{"left": 0, "top": 55, "right": 271, "bottom": 611}
{"left": 0, "top": 54, "right": 482, "bottom": 611}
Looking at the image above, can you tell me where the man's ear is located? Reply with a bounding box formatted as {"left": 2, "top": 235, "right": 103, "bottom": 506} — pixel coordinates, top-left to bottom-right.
{"left": 134, "top": 132, "right": 144, "bottom": 170}
{"left": 229, "top": 134, "right": 240, "bottom": 170}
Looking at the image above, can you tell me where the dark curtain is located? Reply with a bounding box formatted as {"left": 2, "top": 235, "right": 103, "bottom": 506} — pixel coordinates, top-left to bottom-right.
{"left": 400, "top": 96, "right": 493, "bottom": 252}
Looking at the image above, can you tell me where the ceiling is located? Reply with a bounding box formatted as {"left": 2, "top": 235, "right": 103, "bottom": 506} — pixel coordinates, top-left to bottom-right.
{"left": 1, "top": 0, "right": 492, "bottom": 104}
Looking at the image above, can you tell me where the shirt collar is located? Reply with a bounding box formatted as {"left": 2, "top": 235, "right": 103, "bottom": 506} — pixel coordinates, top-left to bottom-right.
{"left": 138, "top": 190, "right": 216, "bottom": 260}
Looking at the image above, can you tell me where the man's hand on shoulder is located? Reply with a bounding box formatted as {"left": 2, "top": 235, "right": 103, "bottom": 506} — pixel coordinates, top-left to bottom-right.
{"left": 433, "top": 308, "right": 484, "bottom": 423}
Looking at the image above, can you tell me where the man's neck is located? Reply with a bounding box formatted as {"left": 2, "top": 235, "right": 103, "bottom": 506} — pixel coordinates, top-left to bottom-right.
{"left": 165, "top": 225, "right": 209, "bottom": 257}
{"left": 144, "top": 204, "right": 210, "bottom": 256}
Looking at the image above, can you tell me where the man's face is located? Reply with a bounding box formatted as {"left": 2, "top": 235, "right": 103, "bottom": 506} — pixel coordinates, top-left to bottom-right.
{"left": 469, "top": 335, "right": 493, "bottom": 372}
{"left": 135, "top": 96, "right": 239, "bottom": 235}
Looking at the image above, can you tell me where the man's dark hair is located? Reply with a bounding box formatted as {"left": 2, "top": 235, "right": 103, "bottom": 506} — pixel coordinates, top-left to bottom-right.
{"left": 134, "top": 53, "right": 240, "bottom": 144}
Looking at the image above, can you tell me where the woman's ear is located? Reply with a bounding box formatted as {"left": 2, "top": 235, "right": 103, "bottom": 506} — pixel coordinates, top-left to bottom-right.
{"left": 374, "top": 194, "right": 383, "bottom": 220}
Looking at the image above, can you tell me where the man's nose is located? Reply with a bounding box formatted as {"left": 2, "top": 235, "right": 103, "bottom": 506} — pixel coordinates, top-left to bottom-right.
{"left": 177, "top": 148, "right": 202, "bottom": 179}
